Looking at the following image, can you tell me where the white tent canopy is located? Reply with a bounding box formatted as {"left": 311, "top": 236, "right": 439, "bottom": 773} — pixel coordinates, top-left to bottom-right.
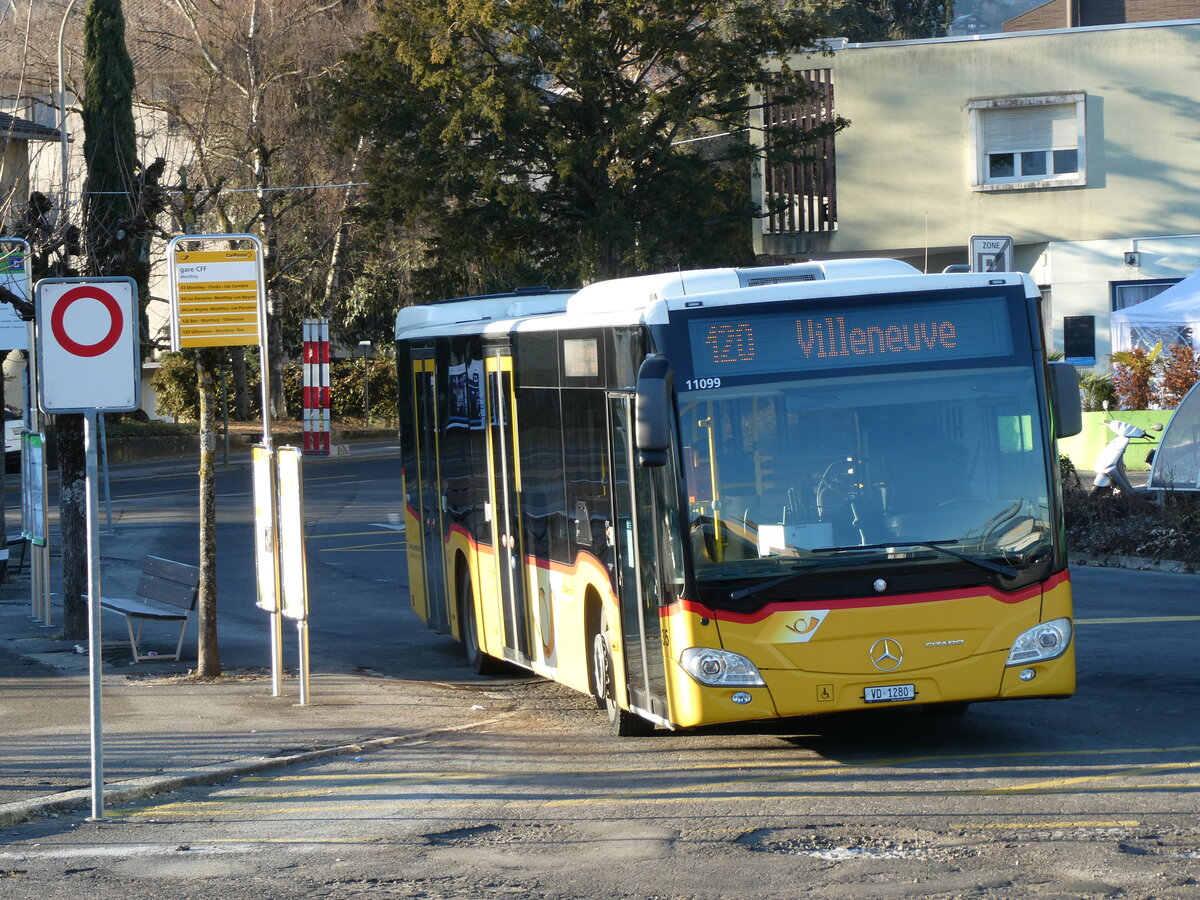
{"left": 1111, "top": 269, "right": 1200, "bottom": 352}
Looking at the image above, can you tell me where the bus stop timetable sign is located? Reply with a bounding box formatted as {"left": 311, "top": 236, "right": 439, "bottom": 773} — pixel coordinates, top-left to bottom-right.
{"left": 169, "top": 246, "right": 263, "bottom": 349}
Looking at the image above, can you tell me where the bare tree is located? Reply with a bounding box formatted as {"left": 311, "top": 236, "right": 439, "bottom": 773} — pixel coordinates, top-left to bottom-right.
{"left": 135, "top": 0, "right": 372, "bottom": 418}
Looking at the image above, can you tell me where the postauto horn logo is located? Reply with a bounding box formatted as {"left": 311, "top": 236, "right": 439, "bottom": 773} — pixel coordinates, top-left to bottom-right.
{"left": 774, "top": 610, "right": 829, "bottom": 643}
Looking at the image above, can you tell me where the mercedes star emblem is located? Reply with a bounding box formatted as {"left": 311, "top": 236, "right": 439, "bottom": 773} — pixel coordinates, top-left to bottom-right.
{"left": 870, "top": 638, "right": 904, "bottom": 672}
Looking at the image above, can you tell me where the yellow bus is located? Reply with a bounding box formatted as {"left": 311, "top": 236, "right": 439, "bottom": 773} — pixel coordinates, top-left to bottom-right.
{"left": 396, "top": 260, "right": 1082, "bottom": 734}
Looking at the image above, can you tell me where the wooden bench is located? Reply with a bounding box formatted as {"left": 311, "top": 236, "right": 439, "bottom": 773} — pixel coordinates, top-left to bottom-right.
{"left": 99, "top": 556, "right": 200, "bottom": 662}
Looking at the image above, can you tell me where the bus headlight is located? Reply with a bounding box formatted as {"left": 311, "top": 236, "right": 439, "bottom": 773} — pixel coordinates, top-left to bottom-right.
{"left": 680, "top": 647, "right": 766, "bottom": 687}
{"left": 1006, "top": 618, "right": 1072, "bottom": 665}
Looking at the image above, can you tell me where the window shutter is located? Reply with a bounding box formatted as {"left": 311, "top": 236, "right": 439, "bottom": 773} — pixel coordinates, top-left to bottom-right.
{"left": 983, "top": 105, "right": 1076, "bottom": 153}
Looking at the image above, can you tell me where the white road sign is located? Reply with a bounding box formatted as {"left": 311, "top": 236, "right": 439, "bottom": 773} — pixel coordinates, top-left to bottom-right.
{"left": 36, "top": 277, "right": 141, "bottom": 413}
{"left": 969, "top": 235, "right": 1014, "bottom": 273}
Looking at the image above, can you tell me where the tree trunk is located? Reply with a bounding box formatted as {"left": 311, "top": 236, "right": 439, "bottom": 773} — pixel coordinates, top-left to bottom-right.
{"left": 56, "top": 414, "right": 88, "bottom": 639}
{"left": 321, "top": 136, "right": 366, "bottom": 320}
{"left": 196, "top": 349, "right": 221, "bottom": 675}
{"left": 231, "top": 347, "right": 251, "bottom": 420}
{"left": 269, "top": 312, "right": 286, "bottom": 420}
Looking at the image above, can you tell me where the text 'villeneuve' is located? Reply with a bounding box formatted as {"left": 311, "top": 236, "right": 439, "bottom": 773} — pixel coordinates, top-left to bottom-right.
{"left": 704, "top": 316, "right": 959, "bottom": 365}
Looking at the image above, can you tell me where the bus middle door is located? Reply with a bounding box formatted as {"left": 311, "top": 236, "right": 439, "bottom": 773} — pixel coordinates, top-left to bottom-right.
{"left": 484, "top": 352, "right": 533, "bottom": 663}
{"left": 411, "top": 355, "right": 449, "bottom": 632}
{"left": 608, "top": 392, "right": 669, "bottom": 722}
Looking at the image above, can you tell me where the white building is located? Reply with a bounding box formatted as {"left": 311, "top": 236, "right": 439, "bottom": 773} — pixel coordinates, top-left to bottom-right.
{"left": 753, "top": 19, "right": 1200, "bottom": 367}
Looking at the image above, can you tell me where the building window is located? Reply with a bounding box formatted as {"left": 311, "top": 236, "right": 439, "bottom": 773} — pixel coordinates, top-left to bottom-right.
{"left": 969, "top": 94, "right": 1086, "bottom": 191}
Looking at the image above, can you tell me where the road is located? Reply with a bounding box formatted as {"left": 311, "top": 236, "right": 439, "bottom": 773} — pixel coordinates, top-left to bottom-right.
{"left": 1, "top": 455, "right": 1198, "bottom": 897}
{"left": 3, "top": 446, "right": 442, "bottom": 675}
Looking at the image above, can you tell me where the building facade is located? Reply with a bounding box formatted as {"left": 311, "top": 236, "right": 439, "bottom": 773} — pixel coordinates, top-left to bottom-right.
{"left": 753, "top": 20, "right": 1200, "bottom": 366}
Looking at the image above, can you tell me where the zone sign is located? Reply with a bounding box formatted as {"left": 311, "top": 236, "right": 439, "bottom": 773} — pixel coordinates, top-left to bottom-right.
{"left": 36, "top": 277, "right": 141, "bottom": 413}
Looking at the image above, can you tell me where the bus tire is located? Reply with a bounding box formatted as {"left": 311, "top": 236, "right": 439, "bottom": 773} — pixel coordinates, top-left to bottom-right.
{"left": 591, "top": 610, "right": 653, "bottom": 737}
{"left": 459, "top": 571, "right": 505, "bottom": 676}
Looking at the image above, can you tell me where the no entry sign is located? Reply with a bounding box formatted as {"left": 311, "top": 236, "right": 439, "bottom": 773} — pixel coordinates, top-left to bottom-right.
{"left": 36, "top": 277, "right": 141, "bottom": 413}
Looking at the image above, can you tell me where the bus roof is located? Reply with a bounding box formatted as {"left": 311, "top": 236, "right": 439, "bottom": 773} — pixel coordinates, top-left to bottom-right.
{"left": 394, "top": 260, "right": 1039, "bottom": 339}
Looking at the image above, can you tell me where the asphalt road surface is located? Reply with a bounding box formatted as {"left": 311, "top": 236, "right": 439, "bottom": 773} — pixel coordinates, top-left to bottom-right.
{"left": 1, "top": 452, "right": 1198, "bottom": 898}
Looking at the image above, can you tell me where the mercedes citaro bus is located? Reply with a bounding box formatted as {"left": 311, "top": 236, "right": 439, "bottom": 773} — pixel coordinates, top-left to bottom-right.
{"left": 395, "top": 260, "right": 1082, "bottom": 734}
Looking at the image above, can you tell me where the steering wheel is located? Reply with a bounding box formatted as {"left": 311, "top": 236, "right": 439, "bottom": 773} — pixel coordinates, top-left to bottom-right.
{"left": 816, "top": 459, "right": 858, "bottom": 518}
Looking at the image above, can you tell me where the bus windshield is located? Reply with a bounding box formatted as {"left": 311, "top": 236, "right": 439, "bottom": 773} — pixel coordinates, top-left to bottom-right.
{"left": 677, "top": 364, "right": 1054, "bottom": 591}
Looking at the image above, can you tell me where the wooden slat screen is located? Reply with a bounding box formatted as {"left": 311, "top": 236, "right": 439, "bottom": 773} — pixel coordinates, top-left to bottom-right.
{"left": 762, "top": 70, "right": 837, "bottom": 235}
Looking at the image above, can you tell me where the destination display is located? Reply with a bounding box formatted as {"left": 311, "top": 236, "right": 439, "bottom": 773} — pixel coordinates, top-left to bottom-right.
{"left": 170, "top": 248, "right": 262, "bottom": 348}
{"left": 687, "top": 295, "right": 1014, "bottom": 379}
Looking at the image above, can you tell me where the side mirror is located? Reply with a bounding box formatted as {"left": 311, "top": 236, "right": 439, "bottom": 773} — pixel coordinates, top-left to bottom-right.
{"left": 635, "top": 354, "right": 674, "bottom": 467}
{"left": 1049, "top": 362, "right": 1083, "bottom": 438}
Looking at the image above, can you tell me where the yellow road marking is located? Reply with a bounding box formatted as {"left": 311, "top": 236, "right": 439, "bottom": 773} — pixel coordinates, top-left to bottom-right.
{"left": 124, "top": 780, "right": 1200, "bottom": 819}
{"left": 982, "top": 760, "right": 1200, "bottom": 794}
{"left": 957, "top": 820, "right": 1140, "bottom": 829}
{"left": 239, "top": 744, "right": 1200, "bottom": 785}
{"left": 1077, "top": 616, "right": 1200, "bottom": 625}
{"left": 240, "top": 758, "right": 845, "bottom": 784}
{"left": 122, "top": 746, "right": 1200, "bottom": 818}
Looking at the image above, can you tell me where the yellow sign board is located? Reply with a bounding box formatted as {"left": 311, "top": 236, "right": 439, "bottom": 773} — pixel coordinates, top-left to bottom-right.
{"left": 170, "top": 246, "right": 263, "bottom": 349}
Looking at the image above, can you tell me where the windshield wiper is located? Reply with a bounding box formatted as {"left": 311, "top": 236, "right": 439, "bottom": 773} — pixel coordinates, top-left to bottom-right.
{"left": 727, "top": 558, "right": 854, "bottom": 602}
{"left": 812, "top": 540, "right": 1019, "bottom": 578}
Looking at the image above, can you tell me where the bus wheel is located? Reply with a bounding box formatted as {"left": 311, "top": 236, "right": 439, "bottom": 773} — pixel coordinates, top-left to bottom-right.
{"left": 459, "top": 573, "right": 505, "bottom": 676}
{"left": 591, "top": 615, "right": 653, "bottom": 737}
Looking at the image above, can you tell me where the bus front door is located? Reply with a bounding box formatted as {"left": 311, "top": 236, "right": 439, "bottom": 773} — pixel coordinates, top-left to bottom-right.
{"left": 608, "top": 393, "right": 669, "bottom": 722}
{"left": 484, "top": 353, "right": 532, "bottom": 662}
{"left": 412, "top": 357, "right": 449, "bottom": 632}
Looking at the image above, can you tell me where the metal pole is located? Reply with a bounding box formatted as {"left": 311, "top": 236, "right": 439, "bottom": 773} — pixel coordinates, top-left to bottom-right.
{"left": 221, "top": 364, "right": 229, "bottom": 466}
{"left": 99, "top": 413, "right": 113, "bottom": 532}
{"left": 297, "top": 620, "right": 309, "bottom": 706}
{"left": 84, "top": 411, "right": 104, "bottom": 820}
{"left": 57, "top": 0, "right": 80, "bottom": 218}
{"left": 259, "top": 349, "right": 283, "bottom": 697}
{"left": 358, "top": 341, "right": 371, "bottom": 428}
{"left": 17, "top": 253, "right": 52, "bottom": 626}
{"left": 39, "top": 443, "right": 50, "bottom": 623}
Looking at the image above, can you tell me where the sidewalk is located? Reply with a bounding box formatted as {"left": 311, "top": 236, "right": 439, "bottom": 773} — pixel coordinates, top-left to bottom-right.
{"left": 0, "top": 592, "right": 510, "bottom": 827}
{"left": 0, "top": 437, "right": 512, "bottom": 828}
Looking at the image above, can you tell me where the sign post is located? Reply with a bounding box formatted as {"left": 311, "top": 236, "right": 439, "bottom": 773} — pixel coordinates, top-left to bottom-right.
{"left": 167, "top": 235, "right": 286, "bottom": 696}
{"left": 969, "top": 235, "right": 1015, "bottom": 273}
{"left": 35, "top": 276, "right": 140, "bottom": 821}
{"left": 277, "top": 447, "right": 310, "bottom": 705}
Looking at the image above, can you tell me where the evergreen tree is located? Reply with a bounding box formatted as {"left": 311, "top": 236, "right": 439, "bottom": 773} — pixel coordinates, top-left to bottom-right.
{"left": 337, "top": 0, "right": 843, "bottom": 297}
{"left": 81, "top": 0, "right": 137, "bottom": 277}
{"left": 56, "top": 0, "right": 163, "bottom": 641}
{"left": 54, "top": 0, "right": 143, "bottom": 641}
{"left": 805, "top": 0, "right": 954, "bottom": 41}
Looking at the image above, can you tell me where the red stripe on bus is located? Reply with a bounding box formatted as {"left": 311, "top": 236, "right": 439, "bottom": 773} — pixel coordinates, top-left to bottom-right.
{"left": 662, "top": 569, "right": 1070, "bottom": 622}
{"left": 446, "top": 524, "right": 610, "bottom": 578}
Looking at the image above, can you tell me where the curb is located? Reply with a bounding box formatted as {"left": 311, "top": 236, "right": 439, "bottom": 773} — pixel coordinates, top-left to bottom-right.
{"left": 1069, "top": 554, "right": 1196, "bottom": 574}
{"left": 0, "top": 713, "right": 513, "bottom": 828}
